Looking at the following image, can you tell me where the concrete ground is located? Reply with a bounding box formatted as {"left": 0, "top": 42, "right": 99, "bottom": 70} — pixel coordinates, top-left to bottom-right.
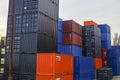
{"left": 112, "top": 76, "right": 120, "bottom": 80}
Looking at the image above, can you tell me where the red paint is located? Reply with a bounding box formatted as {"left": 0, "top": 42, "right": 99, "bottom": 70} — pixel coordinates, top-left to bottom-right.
{"left": 84, "top": 21, "right": 98, "bottom": 27}
{"left": 63, "top": 20, "right": 82, "bottom": 35}
{"left": 102, "top": 57, "right": 108, "bottom": 68}
{"left": 102, "top": 48, "right": 108, "bottom": 57}
{"left": 63, "top": 32, "right": 82, "bottom": 46}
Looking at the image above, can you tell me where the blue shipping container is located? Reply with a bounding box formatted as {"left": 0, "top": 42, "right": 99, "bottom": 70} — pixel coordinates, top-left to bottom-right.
{"left": 58, "top": 30, "right": 62, "bottom": 43}
{"left": 99, "top": 24, "right": 111, "bottom": 33}
{"left": 108, "top": 46, "right": 120, "bottom": 75}
{"left": 62, "top": 45, "right": 82, "bottom": 56}
{"left": 74, "top": 56, "right": 94, "bottom": 80}
{"left": 101, "top": 33, "right": 111, "bottom": 41}
{"left": 58, "top": 18, "right": 63, "bottom": 31}
{"left": 58, "top": 43, "right": 62, "bottom": 53}
{"left": 101, "top": 40, "right": 111, "bottom": 49}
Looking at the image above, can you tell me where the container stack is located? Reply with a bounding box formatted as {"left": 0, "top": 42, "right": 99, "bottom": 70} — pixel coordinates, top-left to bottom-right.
{"left": 58, "top": 18, "right": 63, "bottom": 53}
{"left": 0, "top": 37, "right": 6, "bottom": 79}
{"left": 99, "top": 24, "right": 111, "bottom": 68}
{"left": 36, "top": 53, "right": 73, "bottom": 80}
{"left": 4, "top": 0, "right": 59, "bottom": 79}
{"left": 99, "top": 24, "right": 111, "bottom": 49}
{"left": 82, "top": 21, "right": 102, "bottom": 79}
{"left": 62, "top": 20, "right": 94, "bottom": 80}
{"left": 108, "top": 46, "right": 120, "bottom": 75}
{"left": 62, "top": 20, "right": 82, "bottom": 56}
{"left": 97, "top": 68, "right": 112, "bottom": 80}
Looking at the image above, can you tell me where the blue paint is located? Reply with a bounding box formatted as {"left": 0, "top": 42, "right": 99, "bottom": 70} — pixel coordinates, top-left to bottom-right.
{"left": 108, "top": 46, "right": 120, "bottom": 75}
{"left": 58, "top": 43, "right": 62, "bottom": 53}
{"left": 74, "top": 56, "right": 94, "bottom": 80}
{"left": 62, "top": 45, "right": 82, "bottom": 56}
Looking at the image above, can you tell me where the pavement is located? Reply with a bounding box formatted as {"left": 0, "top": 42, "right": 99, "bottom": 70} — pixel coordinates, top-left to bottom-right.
{"left": 112, "top": 76, "right": 120, "bottom": 80}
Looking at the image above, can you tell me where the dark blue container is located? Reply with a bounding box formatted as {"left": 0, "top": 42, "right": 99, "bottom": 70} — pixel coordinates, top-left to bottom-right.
{"left": 101, "top": 40, "right": 111, "bottom": 49}
{"left": 101, "top": 33, "right": 111, "bottom": 41}
{"left": 99, "top": 24, "right": 111, "bottom": 33}
{"left": 58, "top": 18, "right": 62, "bottom": 31}
{"left": 108, "top": 46, "right": 120, "bottom": 75}
{"left": 58, "top": 43, "right": 62, "bottom": 53}
{"left": 58, "top": 30, "right": 62, "bottom": 43}
{"left": 74, "top": 56, "right": 94, "bottom": 80}
{"left": 62, "top": 45, "right": 82, "bottom": 56}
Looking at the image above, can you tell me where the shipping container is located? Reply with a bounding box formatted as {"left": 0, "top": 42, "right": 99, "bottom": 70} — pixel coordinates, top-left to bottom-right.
{"left": 102, "top": 57, "right": 108, "bottom": 68}
{"left": 94, "top": 58, "right": 102, "bottom": 69}
{"left": 63, "top": 32, "right": 82, "bottom": 46}
{"left": 58, "top": 18, "right": 63, "bottom": 31}
{"left": 62, "top": 45, "right": 82, "bottom": 56}
{"left": 97, "top": 68, "right": 112, "bottom": 80}
{"left": 36, "top": 75, "right": 73, "bottom": 80}
{"left": 74, "top": 56, "right": 94, "bottom": 80}
{"left": 102, "top": 48, "right": 108, "bottom": 57}
{"left": 108, "top": 46, "right": 120, "bottom": 75}
{"left": 82, "top": 26, "right": 101, "bottom": 58}
{"left": 36, "top": 53, "right": 73, "bottom": 75}
{"left": 58, "top": 30, "right": 62, "bottom": 43}
{"left": 99, "top": 24, "right": 111, "bottom": 33}
{"left": 84, "top": 21, "right": 98, "bottom": 27}
{"left": 101, "top": 40, "right": 111, "bottom": 49}
{"left": 58, "top": 43, "right": 62, "bottom": 53}
{"left": 63, "top": 20, "right": 82, "bottom": 35}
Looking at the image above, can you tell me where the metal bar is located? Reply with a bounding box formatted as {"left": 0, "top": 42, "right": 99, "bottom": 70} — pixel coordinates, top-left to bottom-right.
{"left": 8, "top": 0, "right": 15, "bottom": 80}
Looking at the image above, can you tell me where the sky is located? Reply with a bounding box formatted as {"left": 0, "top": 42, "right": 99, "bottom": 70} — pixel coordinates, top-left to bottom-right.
{"left": 0, "top": 0, "right": 120, "bottom": 39}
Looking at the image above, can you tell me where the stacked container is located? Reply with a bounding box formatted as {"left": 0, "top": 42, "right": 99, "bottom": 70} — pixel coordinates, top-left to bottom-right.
{"left": 97, "top": 68, "right": 113, "bottom": 80}
{"left": 36, "top": 53, "right": 73, "bottom": 80}
{"left": 4, "top": 0, "right": 59, "bottom": 79}
{"left": 102, "top": 49, "right": 108, "bottom": 68}
{"left": 82, "top": 21, "right": 102, "bottom": 79}
{"left": 108, "top": 46, "right": 120, "bottom": 75}
{"left": 99, "top": 24, "right": 111, "bottom": 49}
{"left": 74, "top": 56, "right": 94, "bottom": 80}
{"left": 62, "top": 20, "right": 82, "bottom": 56}
{"left": 0, "top": 37, "right": 6, "bottom": 79}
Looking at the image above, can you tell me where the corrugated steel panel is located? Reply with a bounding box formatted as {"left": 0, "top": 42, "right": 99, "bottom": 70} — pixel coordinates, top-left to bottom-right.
{"left": 82, "top": 26, "right": 101, "bottom": 58}
{"left": 4, "top": 53, "right": 20, "bottom": 74}
{"left": 97, "top": 68, "right": 112, "bottom": 80}
{"left": 63, "top": 32, "right": 82, "bottom": 46}
{"left": 84, "top": 21, "right": 98, "bottom": 27}
{"left": 19, "top": 53, "right": 36, "bottom": 74}
{"left": 36, "top": 75, "right": 73, "bottom": 80}
{"left": 58, "top": 43, "right": 62, "bottom": 53}
{"left": 63, "top": 20, "right": 82, "bottom": 35}
{"left": 37, "top": 13, "right": 58, "bottom": 52}
{"left": 74, "top": 56, "right": 94, "bottom": 80}
{"left": 36, "top": 53, "right": 73, "bottom": 75}
{"left": 20, "top": 33, "right": 37, "bottom": 53}
{"left": 38, "top": 0, "right": 59, "bottom": 21}
{"left": 99, "top": 24, "right": 111, "bottom": 33}
{"left": 8, "top": 0, "right": 23, "bottom": 15}
{"left": 58, "top": 30, "right": 62, "bottom": 43}
{"left": 62, "top": 45, "right": 82, "bottom": 56}
{"left": 58, "top": 18, "right": 63, "bottom": 31}
{"left": 108, "top": 46, "right": 120, "bottom": 75}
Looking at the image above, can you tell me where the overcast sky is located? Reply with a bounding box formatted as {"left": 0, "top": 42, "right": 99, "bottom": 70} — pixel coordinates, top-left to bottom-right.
{"left": 0, "top": 0, "right": 120, "bottom": 38}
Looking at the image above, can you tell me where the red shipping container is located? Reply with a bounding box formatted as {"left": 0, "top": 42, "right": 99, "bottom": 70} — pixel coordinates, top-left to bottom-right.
{"left": 36, "top": 53, "right": 73, "bottom": 75}
{"left": 94, "top": 58, "right": 102, "bottom": 69}
{"left": 36, "top": 75, "right": 73, "bottom": 80}
{"left": 102, "top": 57, "right": 108, "bottom": 68}
{"left": 63, "top": 32, "right": 82, "bottom": 46}
{"left": 102, "top": 48, "right": 108, "bottom": 57}
{"left": 84, "top": 21, "right": 98, "bottom": 27}
{"left": 63, "top": 20, "right": 82, "bottom": 35}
